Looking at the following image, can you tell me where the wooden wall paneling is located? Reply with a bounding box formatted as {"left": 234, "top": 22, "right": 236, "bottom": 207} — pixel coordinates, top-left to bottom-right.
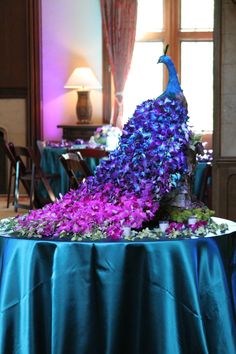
{"left": 227, "top": 171, "right": 236, "bottom": 221}
{"left": 0, "top": 0, "right": 42, "bottom": 148}
{"left": 26, "top": 0, "right": 43, "bottom": 147}
{"left": 0, "top": 131, "right": 7, "bottom": 193}
{"left": 213, "top": 0, "right": 222, "bottom": 161}
{"left": 213, "top": 0, "right": 222, "bottom": 216}
{"left": 0, "top": 0, "right": 27, "bottom": 97}
{"left": 213, "top": 0, "right": 236, "bottom": 219}
{"left": 214, "top": 161, "right": 236, "bottom": 221}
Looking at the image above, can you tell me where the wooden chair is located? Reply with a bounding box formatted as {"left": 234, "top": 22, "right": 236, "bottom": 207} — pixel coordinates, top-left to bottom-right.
{"left": 67, "top": 148, "right": 109, "bottom": 177}
{"left": 59, "top": 152, "right": 93, "bottom": 189}
{"left": 12, "top": 145, "right": 58, "bottom": 211}
{"left": 0, "top": 141, "right": 18, "bottom": 208}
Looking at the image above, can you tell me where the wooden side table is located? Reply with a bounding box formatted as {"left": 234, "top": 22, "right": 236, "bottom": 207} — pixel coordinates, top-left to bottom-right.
{"left": 57, "top": 124, "right": 101, "bottom": 141}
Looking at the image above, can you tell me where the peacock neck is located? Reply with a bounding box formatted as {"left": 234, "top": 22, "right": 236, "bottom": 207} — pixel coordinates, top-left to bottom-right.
{"left": 164, "top": 59, "right": 182, "bottom": 97}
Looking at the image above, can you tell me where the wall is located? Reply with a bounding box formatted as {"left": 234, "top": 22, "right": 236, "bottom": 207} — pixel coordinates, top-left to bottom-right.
{"left": 221, "top": 0, "right": 236, "bottom": 156}
{"left": 0, "top": 99, "right": 26, "bottom": 194}
{"left": 0, "top": 100, "right": 26, "bottom": 145}
{"left": 212, "top": 0, "right": 236, "bottom": 219}
{"left": 0, "top": 0, "right": 27, "bottom": 174}
{"left": 41, "top": 0, "right": 102, "bottom": 141}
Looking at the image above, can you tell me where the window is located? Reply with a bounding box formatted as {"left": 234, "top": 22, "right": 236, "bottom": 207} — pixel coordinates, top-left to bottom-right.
{"left": 122, "top": 0, "right": 214, "bottom": 133}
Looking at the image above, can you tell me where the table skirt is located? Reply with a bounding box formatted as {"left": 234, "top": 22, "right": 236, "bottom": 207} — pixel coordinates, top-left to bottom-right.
{"left": 0, "top": 234, "right": 235, "bottom": 354}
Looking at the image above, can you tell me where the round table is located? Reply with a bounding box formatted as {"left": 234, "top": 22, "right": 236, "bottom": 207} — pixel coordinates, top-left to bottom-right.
{"left": 0, "top": 218, "right": 235, "bottom": 354}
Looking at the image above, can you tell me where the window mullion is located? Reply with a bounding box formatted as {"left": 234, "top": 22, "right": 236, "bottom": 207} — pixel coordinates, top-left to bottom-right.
{"left": 164, "top": 0, "right": 181, "bottom": 80}
{"left": 171, "top": 0, "right": 181, "bottom": 78}
{"left": 137, "top": 32, "right": 165, "bottom": 42}
{"left": 164, "top": 0, "right": 171, "bottom": 47}
{"left": 163, "top": 0, "right": 171, "bottom": 87}
{"left": 179, "top": 32, "right": 213, "bottom": 40}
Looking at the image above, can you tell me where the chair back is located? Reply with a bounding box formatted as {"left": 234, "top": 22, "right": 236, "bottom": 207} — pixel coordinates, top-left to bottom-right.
{"left": 12, "top": 145, "right": 56, "bottom": 210}
{"left": 0, "top": 140, "right": 16, "bottom": 166}
{"left": 13, "top": 145, "right": 36, "bottom": 175}
{"left": 0, "top": 141, "right": 18, "bottom": 207}
{"left": 59, "top": 152, "right": 93, "bottom": 189}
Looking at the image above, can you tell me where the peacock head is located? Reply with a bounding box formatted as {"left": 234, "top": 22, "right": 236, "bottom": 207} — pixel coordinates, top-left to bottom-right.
{"left": 157, "top": 55, "right": 171, "bottom": 64}
{"left": 157, "top": 44, "right": 171, "bottom": 64}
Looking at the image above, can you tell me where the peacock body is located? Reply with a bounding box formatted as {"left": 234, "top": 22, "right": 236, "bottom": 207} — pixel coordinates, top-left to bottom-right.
{"left": 15, "top": 54, "right": 192, "bottom": 240}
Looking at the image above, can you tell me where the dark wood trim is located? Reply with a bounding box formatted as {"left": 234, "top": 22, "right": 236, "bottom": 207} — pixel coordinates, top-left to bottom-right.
{"left": 213, "top": 0, "right": 222, "bottom": 160}
{"left": 211, "top": 0, "right": 236, "bottom": 219}
{"left": 213, "top": 161, "right": 236, "bottom": 219}
{"left": 215, "top": 157, "right": 236, "bottom": 163}
{"left": 0, "top": 1, "right": 42, "bottom": 152}
{"left": 212, "top": 0, "right": 222, "bottom": 215}
{"left": 26, "top": 0, "right": 43, "bottom": 149}
{"left": 102, "top": 32, "right": 112, "bottom": 124}
{"left": 0, "top": 88, "right": 27, "bottom": 98}
{"left": 57, "top": 124, "right": 102, "bottom": 141}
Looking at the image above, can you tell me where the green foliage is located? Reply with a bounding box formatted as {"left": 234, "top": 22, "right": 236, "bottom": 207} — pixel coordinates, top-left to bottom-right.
{"left": 169, "top": 207, "right": 215, "bottom": 223}
{"left": 189, "top": 132, "right": 202, "bottom": 146}
{"left": 188, "top": 132, "right": 203, "bottom": 160}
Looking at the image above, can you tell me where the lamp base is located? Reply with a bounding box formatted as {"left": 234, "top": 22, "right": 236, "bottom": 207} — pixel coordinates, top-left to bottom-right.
{"left": 76, "top": 91, "right": 92, "bottom": 124}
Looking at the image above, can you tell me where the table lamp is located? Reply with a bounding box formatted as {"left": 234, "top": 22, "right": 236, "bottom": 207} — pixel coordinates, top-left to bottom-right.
{"left": 64, "top": 67, "right": 101, "bottom": 124}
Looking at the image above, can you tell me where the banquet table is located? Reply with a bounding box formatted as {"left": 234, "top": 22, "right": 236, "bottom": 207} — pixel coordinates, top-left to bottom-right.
{"left": 0, "top": 220, "right": 235, "bottom": 354}
{"left": 40, "top": 146, "right": 103, "bottom": 197}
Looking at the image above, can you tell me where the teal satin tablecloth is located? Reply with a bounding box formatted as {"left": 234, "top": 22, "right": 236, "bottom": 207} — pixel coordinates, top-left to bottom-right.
{"left": 40, "top": 147, "right": 100, "bottom": 197}
{"left": 40, "top": 147, "right": 68, "bottom": 197}
{"left": 0, "top": 233, "right": 235, "bottom": 354}
{"left": 192, "top": 162, "right": 209, "bottom": 198}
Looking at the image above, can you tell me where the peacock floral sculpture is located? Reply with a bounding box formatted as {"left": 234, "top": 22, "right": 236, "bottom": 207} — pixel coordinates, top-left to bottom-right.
{"left": 4, "top": 48, "right": 221, "bottom": 240}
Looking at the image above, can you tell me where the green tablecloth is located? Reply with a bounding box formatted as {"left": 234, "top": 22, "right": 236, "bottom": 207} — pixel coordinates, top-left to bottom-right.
{"left": 0, "top": 232, "right": 235, "bottom": 354}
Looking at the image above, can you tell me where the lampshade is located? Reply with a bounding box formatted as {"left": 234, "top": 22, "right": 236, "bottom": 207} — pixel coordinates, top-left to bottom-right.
{"left": 64, "top": 67, "right": 101, "bottom": 90}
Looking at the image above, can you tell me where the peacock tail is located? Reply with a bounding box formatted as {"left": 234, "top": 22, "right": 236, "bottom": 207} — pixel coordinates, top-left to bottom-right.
{"left": 15, "top": 54, "right": 191, "bottom": 240}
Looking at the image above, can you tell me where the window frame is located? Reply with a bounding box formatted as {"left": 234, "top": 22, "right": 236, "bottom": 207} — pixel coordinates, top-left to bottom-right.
{"left": 102, "top": 0, "right": 214, "bottom": 124}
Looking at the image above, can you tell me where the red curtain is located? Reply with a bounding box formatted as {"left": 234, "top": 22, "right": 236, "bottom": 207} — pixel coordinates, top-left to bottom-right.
{"left": 100, "top": 0, "right": 138, "bottom": 127}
